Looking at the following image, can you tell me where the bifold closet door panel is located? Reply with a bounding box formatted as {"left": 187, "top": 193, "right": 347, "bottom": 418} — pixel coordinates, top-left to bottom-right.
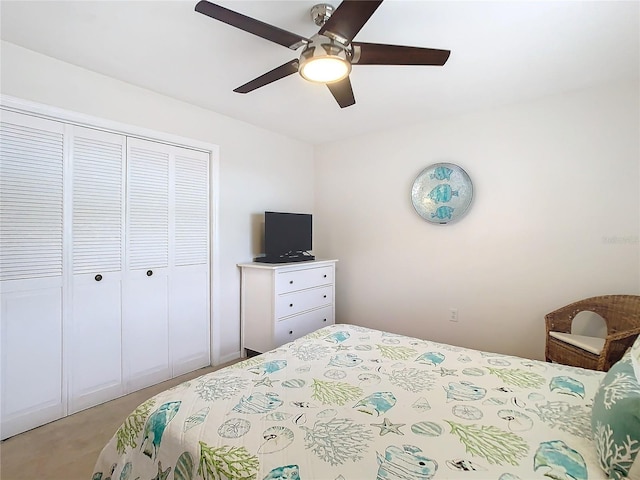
{"left": 69, "top": 126, "right": 126, "bottom": 413}
{"left": 0, "top": 111, "right": 65, "bottom": 438}
{"left": 123, "top": 138, "right": 171, "bottom": 391}
{"left": 170, "top": 148, "right": 210, "bottom": 375}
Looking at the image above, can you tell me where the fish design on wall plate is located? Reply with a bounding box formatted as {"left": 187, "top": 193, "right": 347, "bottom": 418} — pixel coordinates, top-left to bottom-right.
{"left": 432, "top": 206, "right": 455, "bottom": 220}
{"left": 428, "top": 184, "right": 459, "bottom": 203}
{"left": 411, "top": 162, "right": 473, "bottom": 225}
{"left": 376, "top": 445, "right": 438, "bottom": 479}
{"left": 430, "top": 166, "right": 453, "bottom": 180}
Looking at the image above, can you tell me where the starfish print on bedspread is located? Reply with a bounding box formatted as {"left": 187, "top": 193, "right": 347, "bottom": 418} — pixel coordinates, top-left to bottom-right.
{"left": 253, "top": 376, "right": 278, "bottom": 388}
{"left": 371, "top": 417, "right": 405, "bottom": 436}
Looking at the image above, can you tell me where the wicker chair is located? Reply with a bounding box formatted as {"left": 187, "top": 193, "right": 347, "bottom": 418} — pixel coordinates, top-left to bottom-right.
{"left": 545, "top": 294, "right": 640, "bottom": 371}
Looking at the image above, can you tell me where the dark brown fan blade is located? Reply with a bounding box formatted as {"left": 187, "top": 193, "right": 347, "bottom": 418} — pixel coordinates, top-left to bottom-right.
{"left": 195, "top": 1, "right": 308, "bottom": 50}
{"left": 352, "top": 42, "right": 450, "bottom": 65}
{"left": 233, "top": 59, "right": 300, "bottom": 94}
{"left": 327, "top": 77, "right": 355, "bottom": 108}
{"left": 319, "top": 0, "right": 383, "bottom": 43}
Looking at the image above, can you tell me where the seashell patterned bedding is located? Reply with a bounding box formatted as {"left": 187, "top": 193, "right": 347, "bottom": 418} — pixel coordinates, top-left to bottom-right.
{"left": 92, "top": 324, "right": 610, "bottom": 480}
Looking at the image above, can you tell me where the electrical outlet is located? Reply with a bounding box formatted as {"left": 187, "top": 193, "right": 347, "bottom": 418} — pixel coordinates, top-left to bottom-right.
{"left": 450, "top": 308, "right": 458, "bottom": 322}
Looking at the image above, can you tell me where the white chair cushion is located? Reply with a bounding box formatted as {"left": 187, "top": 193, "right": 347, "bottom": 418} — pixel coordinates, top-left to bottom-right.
{"left": 549, "top": 331, "right": 605, "bottom": 355}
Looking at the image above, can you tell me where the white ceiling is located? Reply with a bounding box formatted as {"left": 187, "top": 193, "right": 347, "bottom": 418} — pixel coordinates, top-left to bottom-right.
{"left": 1, "top": 0, "right": 638, "bottom": 145}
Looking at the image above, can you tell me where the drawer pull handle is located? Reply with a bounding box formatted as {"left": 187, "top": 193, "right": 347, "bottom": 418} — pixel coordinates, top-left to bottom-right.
{"left": 95, "top": 274, "right": 103, "bottom": 282}
{"left": 289, "top": 280, "right": 293, "bottom": 284}
{"left": 289, "top": 303, "right": 293, "bottom": 307}
{"left": 323, "top": 295, "right": 327, "bottom": 298}
{"left": 147, "top": 270, "right": 153, "bottom": 277}
{"left": 323, "top": 318, "right": 327, "bottom": 322}
{"left": 289, "top": 330, "right": 293, "bottom": 335}
{"left": 324, "top": 274, "right": 327, "bottom": 278}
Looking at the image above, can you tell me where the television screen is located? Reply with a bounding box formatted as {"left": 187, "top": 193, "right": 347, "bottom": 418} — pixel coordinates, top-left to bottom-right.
{"left": 264, "top": 211, "right": 312, "bottom": 257}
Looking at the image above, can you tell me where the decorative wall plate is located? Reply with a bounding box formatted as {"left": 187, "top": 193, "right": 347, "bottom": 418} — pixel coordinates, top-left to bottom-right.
{"left": 411, "top": 163, "right": 473, "bottom": 224}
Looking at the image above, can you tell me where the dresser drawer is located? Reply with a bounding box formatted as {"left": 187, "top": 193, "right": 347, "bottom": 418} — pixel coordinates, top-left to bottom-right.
{"left": 274, "top": 306, "right": 334, "bottom": 346}
{"left": 276, "top": 285, "right": 333, "bottom": 319}
{"left": 275, "top": 265, "right": 334, "bottom": 294}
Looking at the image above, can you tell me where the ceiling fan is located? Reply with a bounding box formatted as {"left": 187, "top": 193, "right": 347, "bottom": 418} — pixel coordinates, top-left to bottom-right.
{"left": 195, "top": 0, "right": 451, "bottom": 108}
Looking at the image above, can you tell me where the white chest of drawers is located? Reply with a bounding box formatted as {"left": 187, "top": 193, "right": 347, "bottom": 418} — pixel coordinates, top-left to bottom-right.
{"left": 238, "top": 259, "right": 337, "bottom": 355}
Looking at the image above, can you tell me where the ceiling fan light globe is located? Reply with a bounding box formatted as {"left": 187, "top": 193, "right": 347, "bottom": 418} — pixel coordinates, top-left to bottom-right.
{"left": 299, "top": 56, "right": 351, "bottom": 83}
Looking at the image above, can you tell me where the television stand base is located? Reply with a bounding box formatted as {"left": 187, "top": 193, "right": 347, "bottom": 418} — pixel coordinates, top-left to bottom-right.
{"left": 254, "top": 254, "right": 315, "bottom": 264}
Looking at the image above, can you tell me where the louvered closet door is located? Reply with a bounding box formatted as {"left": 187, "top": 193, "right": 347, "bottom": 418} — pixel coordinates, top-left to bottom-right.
{"left": 69, "top": 126, "right": 125, "bottom": 413}
{"left": 123, "top": 138, "right": 171, "bottom": 392}
{"left": 0, "top": 111, "right": 65, "bottom": 439}
{"left": 170, "top": 148, "right": 210, "bottom": 376}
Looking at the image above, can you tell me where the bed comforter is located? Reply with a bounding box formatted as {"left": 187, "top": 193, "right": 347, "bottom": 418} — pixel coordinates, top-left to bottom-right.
{"left": 92, "top": 324, "right": 606, "bottom": 479}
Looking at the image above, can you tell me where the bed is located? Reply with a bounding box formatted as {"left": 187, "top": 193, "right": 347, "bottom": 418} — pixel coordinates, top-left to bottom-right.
{"left": 92, "top": 324, "right": 640, "bottom": 480}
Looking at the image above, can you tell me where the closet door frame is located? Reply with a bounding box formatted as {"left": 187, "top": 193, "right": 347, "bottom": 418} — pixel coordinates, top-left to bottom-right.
{"left": 0, "top": 94, "right": 222, "bottom": 369}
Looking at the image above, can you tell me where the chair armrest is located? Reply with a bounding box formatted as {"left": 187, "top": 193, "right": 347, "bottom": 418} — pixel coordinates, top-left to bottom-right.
{"left": 545, "top": 309, "right": 574, "bottom": 334}
{"left": 598, "top": 326, "right": 640, "bottom": 370}
{"left": 606, "top": 326, "right": 640, "bottom": 342}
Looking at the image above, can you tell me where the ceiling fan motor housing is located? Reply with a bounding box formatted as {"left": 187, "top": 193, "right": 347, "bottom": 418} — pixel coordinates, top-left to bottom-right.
{"left": 311, "top": 4, "right": 335, "bottom": 26}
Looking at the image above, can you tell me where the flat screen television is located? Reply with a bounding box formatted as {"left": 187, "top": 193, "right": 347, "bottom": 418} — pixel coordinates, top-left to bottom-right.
{"left": 256, "top": 211, "right": 314, "bottom": 263}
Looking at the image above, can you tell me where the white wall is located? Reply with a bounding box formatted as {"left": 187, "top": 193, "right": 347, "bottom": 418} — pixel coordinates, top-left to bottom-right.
{"left": 0, "top": 41, "right": 315, "bottom": 363}
{"left": 3, "top": 40, "right": 638, "bottom": 364}
{"left": 314, "top": 81, "right": 640, "bottom": 360}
